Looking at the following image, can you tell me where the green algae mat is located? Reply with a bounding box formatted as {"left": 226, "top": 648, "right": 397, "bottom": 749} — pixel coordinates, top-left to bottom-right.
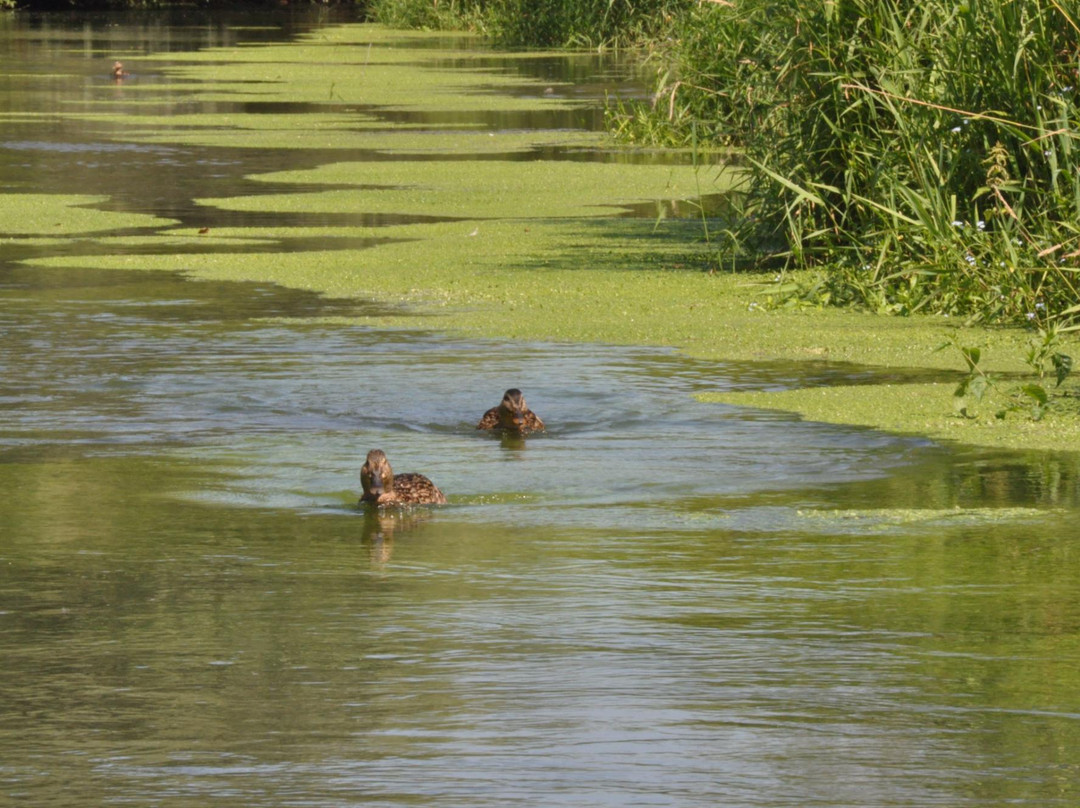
{"left": 10, "top": 22, "right": 1079, "bottom": 452}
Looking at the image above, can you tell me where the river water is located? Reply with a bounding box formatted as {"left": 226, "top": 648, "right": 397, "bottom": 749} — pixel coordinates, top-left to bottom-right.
{"left": 2, "top": 9, "right": 1079, "bottom": 807}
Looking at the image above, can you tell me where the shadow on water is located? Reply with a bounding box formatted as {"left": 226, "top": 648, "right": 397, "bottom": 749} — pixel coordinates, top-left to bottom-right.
{"left": 3, "top": 10, "right": 1080, "bottom": 808}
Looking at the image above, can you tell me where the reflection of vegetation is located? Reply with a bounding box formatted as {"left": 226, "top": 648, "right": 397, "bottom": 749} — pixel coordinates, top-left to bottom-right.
{"left": 4, "top": 381, "right": 1080, "bottom": 801}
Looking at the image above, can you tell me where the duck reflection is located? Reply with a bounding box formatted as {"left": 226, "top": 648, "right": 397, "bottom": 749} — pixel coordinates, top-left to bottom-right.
{"left": 358, "top": 508, "right": 432, "bottom": 565}
{"left": 497, "top": 430, "right": 530, "bottom": 457}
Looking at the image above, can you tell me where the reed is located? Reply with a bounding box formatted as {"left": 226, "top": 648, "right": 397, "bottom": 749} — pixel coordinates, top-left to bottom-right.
{"left": 368, "top": 0, "right": 687, "bottom": 47}
{"left": 368, "top": 0, "right": 485, "bottom": 31}
{"left": 616, "top": 0, "right": 1080, "bottom": 327}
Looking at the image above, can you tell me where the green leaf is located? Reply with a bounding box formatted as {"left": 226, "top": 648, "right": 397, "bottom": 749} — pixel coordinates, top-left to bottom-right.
{"left": 961, "top": 346, "right": 981, "bottom": 371}
{"left": 745, "top": 157, "right": 826, "bottom": 207}
{"left": 968, "top": 374, "right": 988, "bottom": 402}
{"left": 1052, "top": 353, "right": 1072, "bottom": 386}
{"left": 1021, "top": 384, "right": 1048, "bottom": 405}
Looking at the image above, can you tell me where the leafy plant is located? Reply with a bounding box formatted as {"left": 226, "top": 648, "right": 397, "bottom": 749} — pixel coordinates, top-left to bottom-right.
{"left": 1025, "top": 324, "right": 1074, "bottom": 386}
{"left": 939, "top": 335, "right": 1073, "bottom": 422}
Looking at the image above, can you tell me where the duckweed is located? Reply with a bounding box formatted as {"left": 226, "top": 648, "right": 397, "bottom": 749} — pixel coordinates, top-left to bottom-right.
{"left": 197, "top": 160, "right": 720, "bottom": 219}
{"left": 697, "top": 384, "right": 1080, "bottom": 452}
{"left": 796, "top": 506, "right": 1055, "bottom": 532}
{"left": 128, "top": 29, "right": 580, "bottom": 113}
{"left": 0, "top": 194, "right": 180, "bottom": 236}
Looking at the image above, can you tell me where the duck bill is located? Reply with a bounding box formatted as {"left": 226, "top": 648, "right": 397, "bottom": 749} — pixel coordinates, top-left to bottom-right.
{"left": 502, "top": 411, "right": 526, "bottom": 430}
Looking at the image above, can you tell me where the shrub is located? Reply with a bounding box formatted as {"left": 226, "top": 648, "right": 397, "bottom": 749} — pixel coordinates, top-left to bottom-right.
{"left": 368, "top": 0, "right": 688, "bottom": 47}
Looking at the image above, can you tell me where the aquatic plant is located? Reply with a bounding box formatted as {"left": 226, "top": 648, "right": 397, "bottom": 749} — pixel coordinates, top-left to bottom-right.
{"left": 614, "top": 0, "right": 1080, "bottom": 328}
{"left": 940, "top": 329, "right": 1074, "bottom": 422}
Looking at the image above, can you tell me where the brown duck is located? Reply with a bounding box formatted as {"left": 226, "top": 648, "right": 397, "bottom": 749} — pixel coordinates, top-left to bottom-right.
{"left": 359, "top": 449, "right": 447, "bottom": 506}
{"left": 112, "top": 61, "right": 130, "bottom": 81}
{"left": 476, "top": 388, "right": 545, "bottom": 434}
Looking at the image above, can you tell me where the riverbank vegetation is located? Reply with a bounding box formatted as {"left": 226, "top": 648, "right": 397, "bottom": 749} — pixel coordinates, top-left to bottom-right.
{"left": 624, "top": 0, "right": 1080, "bottom": 330}
{"left": 368, "top": 0, "right": 687, "bottom": 47}
{"left": 372, "top": 0, "right": 1080, "bottom": 334}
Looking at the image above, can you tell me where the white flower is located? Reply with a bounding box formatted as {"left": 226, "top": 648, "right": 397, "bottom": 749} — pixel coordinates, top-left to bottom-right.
{"left": 952, "top": 220, "right": 965, "bottom": 228}
{"left": 1026, "top": 312, "right": 1037, "bottom": 320}
{"left": 977, "top": 221, "right": 986, "bottom": 230}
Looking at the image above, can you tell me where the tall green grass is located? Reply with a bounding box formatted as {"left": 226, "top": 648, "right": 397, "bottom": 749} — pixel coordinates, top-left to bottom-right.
{"left": 368, "top": 0, "right": 687, "bottom": 47}
{"left": 368, "top": 0, "right": 484, "bottom": 32}
{"left": 613, "top": 0, "right": 1080, "bottom": 327}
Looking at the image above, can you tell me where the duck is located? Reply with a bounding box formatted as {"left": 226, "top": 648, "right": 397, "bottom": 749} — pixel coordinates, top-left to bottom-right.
{"left": 112, "top": 61, "right": 130, "bottom": 81}
{"left": 359, "top": 449, "right": 447, "bottom": 507}
{"left": 476, "top": 388, "right": 545, "bottom": 434}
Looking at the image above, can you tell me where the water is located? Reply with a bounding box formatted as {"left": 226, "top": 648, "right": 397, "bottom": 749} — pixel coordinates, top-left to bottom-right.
{"left": 2, "top": 11, "right": 1080, "bottom": 807}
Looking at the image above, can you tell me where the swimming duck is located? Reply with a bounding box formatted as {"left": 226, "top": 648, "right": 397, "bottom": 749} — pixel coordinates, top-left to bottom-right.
{"left": 476, "top": 388, "right": 545, "bottom": 434}
{"left": 112, "top": 61, "right": 129, "bottom": 81}
{"left": 359, "top": 449, "right": 447, "bottom": 506}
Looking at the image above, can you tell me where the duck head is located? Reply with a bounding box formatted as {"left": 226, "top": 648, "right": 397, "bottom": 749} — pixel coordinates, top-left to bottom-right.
{"left": 496, "top": 388, "right": 530, "bottom": 430}
{"left": 360, "top": 448, "right": 395, "bottom": 503}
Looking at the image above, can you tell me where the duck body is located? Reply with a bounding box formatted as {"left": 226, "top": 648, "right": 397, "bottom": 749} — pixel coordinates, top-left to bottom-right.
{"left": 477, "top": 388, "right": 544, "bottom": 434}
{"left": 360, "top": 449, "right": 446, "bottom": 507}
{"left": 112, "top": 61, "right": 130, "bottom": 80}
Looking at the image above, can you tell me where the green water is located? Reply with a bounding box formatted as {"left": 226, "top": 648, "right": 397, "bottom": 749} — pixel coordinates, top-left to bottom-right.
{"left": 2, "top": 10, "right": 1079, "bottom": 806}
